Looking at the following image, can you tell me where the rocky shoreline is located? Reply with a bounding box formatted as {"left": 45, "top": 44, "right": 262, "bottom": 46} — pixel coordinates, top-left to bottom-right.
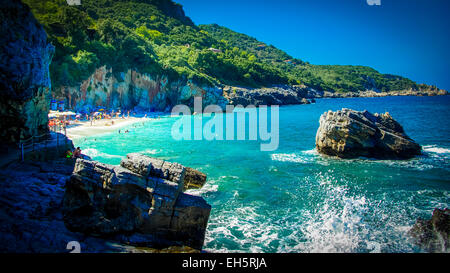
{"left": 0, "top": 136, "right": 211, "bottom": 252}
{"left": 314, "top": 88, "right": 448, "bottom": 99}
{"left": 220, "top": 84, "right": 447, "bottom": 108}
{"left": 223, "top": 84, "right": 447, "bottom": 107}
{"left": 62, "top": 73, "right": 448, "bottom": 112}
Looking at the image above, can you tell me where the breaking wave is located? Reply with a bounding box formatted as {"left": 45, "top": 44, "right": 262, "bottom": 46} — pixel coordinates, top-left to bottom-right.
{"left": 139, "top": 148, "right": 159, "bottom": 155}
{"left": 423, "top": 145, "right": 450, "bottom": 156}
{"left": 82, "top": 148, "right": 123, "bottom": 160}
{"left": 203, "top": 170, "right": 422, "bottom": 253}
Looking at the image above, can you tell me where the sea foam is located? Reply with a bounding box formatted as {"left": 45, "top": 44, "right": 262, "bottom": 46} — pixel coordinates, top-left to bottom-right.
{"left": 423, "top": 145, "right": 450, "bottom": 155}
{"left": 82, "top": 148, "right": 123, "bottom": 159}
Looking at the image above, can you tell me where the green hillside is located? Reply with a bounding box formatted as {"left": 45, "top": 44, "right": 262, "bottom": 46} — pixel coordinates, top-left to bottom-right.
{"left": 23, "top": 0, "right": 437, "bottom": 93}
{"left": 200, "top": 24, "right": 438, "bottom": 93}
{"left": 23, "top": 0, "right": 288, "bottom": 89}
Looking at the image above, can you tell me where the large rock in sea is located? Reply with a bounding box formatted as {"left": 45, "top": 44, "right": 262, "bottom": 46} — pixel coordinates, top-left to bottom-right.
{"left": 409, "top": 208, "right": 450, "bottom": 253}
{"left": 315, "top": 108, "right": 421, "bottom": 159}
{"left": 0, "top": 0, "right": 54, "bottom": 143}
{"left": 62, "top": 154, "right": 211, "bottom": 250}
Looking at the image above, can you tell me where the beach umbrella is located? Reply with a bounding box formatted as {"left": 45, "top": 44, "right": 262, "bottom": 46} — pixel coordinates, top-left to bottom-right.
{"left": 60, "top": 111, "right": 76, "bottom": 116}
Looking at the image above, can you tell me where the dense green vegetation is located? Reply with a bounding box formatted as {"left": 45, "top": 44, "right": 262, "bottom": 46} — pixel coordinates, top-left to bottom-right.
{"left": 24, "top": 0, "right": 436, "bottom": 93}
{"left": 201, "top": 24, "right": 437, "bottom": 93}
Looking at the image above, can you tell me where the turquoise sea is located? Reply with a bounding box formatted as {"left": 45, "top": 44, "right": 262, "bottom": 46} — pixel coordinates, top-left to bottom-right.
{"left": 74, "top": 96, "right": 450, "bottom": 253}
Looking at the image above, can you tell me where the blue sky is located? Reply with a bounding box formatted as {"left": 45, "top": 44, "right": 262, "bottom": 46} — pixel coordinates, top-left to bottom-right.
{"left": 175, "top": 0, "right": 450, "bottom": 90}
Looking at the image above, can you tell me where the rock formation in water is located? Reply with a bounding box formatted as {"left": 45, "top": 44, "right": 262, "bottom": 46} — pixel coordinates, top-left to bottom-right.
{"left": 0, "top": 0, "right": 54, "bottom": 143}
{"left": 315, "top": 108, "right": 421, "bottom": 159}
{"left": 223, "top": 85, "right": 313, "bottom": 107}
{"left": 409, "top": 208, "right": 449, "bottom": 253}
{"left": 62, "top": 153, "right": 210, "bottom": 250}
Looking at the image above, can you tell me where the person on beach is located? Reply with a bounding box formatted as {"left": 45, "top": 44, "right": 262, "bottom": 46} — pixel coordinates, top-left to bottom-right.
{"left": 72, "top": 147, "right": 82, "bottom": 158}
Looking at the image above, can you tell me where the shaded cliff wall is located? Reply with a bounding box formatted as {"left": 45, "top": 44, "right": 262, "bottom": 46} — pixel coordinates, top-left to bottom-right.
{"left": 0, "top": 0, "right": 54, "bottom": 143}
{"left": 55, "top": 66, "right": 228, "bottom": 112}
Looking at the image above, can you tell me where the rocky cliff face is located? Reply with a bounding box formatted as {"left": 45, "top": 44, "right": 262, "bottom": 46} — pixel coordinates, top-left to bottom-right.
{"left": 316, "top": 108, "right": 422, "bottom": 159}
{"left": 56, "top": 66, "right": 228, "bottom": 112}
{"left": 54, "top": 66, "right": 448, "bottom": 113}
{"left": 0, "top": 0, "right": 54, "bottom": 143}
{"left": 54, "top": 66, "right": 325, "bottom": 112}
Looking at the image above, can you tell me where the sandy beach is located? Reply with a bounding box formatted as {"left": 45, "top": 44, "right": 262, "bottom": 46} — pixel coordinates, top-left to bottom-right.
{"left": 66, "top": 117, "right": 149, "bottom": 140}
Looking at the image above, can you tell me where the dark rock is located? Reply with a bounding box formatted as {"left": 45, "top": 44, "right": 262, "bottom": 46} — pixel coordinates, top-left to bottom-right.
{"left": 409, "top": 208, "right": 450, "bottom": 253}
{"left": 0, "top": 0, "right": 54, "bottom": 143}
{"left": 224, "top": 85, "right": 311, "bottom": 106}
{"left": 0, "top": 160, "right": 138, "bottom": 253}
{"left": 62, "top": 155, "right": 211, "bottom": 250}
{"left": 121, "top": 153, "right": 186, "bottom": 185}
{"left": 315, "top": 108, "right": 421, "bottom": 159}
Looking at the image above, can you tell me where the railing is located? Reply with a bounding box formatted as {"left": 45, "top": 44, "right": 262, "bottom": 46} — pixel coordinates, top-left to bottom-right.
{"left": 18, "top": 125, "right": 69, "bottom": 162}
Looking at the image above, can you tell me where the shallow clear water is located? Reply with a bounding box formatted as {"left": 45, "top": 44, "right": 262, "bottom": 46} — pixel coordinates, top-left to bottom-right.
{"left": 74, "top": 96, "right": 450, "bottom": 253}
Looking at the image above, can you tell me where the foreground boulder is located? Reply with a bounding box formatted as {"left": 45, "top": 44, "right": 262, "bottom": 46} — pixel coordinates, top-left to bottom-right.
{"left": 62, "top": 154, "right": 210, "bottom": 250}
{"left": 409, "top": 208, "right": 449, "bottom": 253}
{"left": 315, "top": 108, "right": 421, "bottom": 159}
